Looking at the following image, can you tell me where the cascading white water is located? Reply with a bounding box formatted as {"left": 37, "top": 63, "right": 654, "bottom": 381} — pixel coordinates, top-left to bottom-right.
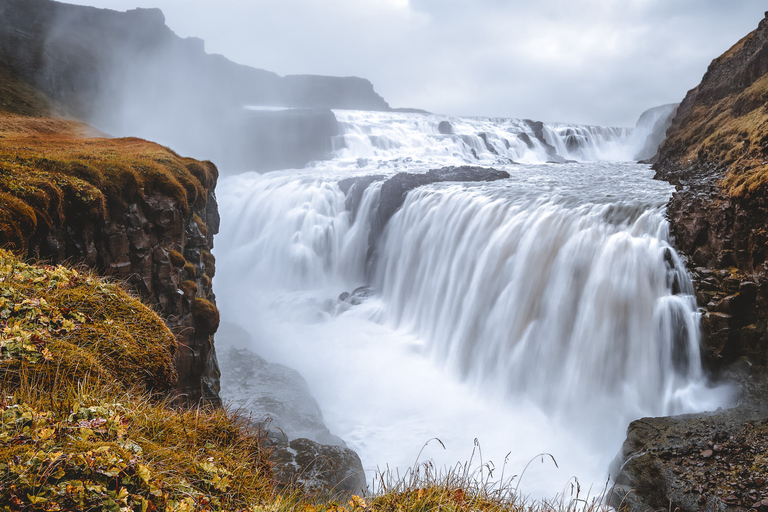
{"left": 376, "top": 187, "right": 707, "bottom": 429}
{"left": 214, "top": 110, "right": 733, "bottom": 500}
{"left": 323, "top": 110, "right": 646, "bottom": 172}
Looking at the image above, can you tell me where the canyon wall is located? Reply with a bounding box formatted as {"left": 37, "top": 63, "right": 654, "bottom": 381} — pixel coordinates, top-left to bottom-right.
{"left": 0, "top": 0, "right": 389, "bottom": 171}
{"left": 613, "top": 12, "right": 768, "bottom": 512}
{"left": 0, "top": 102, "right": 222, "bottom": 404}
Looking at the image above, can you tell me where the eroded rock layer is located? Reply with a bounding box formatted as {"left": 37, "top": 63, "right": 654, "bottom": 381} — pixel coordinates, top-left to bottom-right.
{"left": 613, "top": 11, "right": 768, "bottom": 511}
{"left": 0, "top": 113, "right": 221, "bottom": 404}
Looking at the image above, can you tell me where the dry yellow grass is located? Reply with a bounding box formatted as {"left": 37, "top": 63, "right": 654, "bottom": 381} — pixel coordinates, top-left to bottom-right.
{"left": 659, "top": 23, "right": 768, "bottom": 199}
{"left": 0, "top": 250, "right": 621, "bottom": 512}
{"left": 0, "top": 112, "right": 218, "bottom": 254}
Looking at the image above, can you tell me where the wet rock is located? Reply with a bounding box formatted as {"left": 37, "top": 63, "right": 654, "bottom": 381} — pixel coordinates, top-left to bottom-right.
{"left": 270, "top": 438, "right": 366, "bottom": 499}
{"left": 523, "top": 119, "right": 565, "bottom": 162}
{"left": 339, "top": 286, "right": 373, "bottom": 306}
{"left": 437, "top": 120, "right": 453, "bottom": 135}
{"left": 217, "top": 322, "right": 345, "bottom": 447}
{"left": 610, "top": 401, "right": 768, "bottom": 512}
{"left": 338, "top": 174, "right": 385, "bottom": 223}
{"left": 338, "top": 166, "right": 510, "bottom": 276}
{"left": 478, "top": 132, "right": 498, "bottom": 155}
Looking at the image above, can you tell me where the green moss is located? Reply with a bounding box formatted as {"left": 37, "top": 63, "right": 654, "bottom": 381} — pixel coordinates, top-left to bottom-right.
{"left": 202, "top": 250, "right": 215, "bottom": 278}
{"left": 191, "top": 298, "right": 219, "bottom": 334}
{"left": 168, "top": 249, "right": 186, "bottom": 268}
{"left": 0, "top": 116, "right": 218, "bottom": 254}
{"left": 182, "top": 279, "right": 198, "bottom": 299}
{"left": 0, "top": 191, "right": 37, "bottom": 253}
{"left": 193, "top": 212, "right": 208, "bottom": 237}
{"left": 201, "top": 274, "right": 212, "bottom": 293}
{"left": 0, "top": 249, "right": 177, "bottom": 392}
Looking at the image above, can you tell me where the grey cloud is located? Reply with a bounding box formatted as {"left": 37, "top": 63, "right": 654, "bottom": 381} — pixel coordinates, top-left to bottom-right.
{"left": 64, "top": 0, "right": 768, "bottom": 125}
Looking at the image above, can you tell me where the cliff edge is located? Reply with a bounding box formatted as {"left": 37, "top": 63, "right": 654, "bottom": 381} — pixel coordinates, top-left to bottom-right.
{"left": 612, "top": 12, "right": 768, "bottom": 512}
{"left": 654, "top": 11, "right": 768, "bottom": 374}
{"left": 0, "top": 107, "right": 222, "bottom": 404}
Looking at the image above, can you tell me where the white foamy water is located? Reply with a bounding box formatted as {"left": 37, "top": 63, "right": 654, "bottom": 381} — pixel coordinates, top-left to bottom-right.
{"left": 213, "top": 110, "right": 733, "bottom": 500}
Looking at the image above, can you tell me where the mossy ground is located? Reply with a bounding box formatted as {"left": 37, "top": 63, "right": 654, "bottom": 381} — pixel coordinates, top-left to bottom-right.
{"left": 660, "top": 29, "right": 768, "bottom": 199}
{"left": 0, "top": 112, "right": 218, "bottom": 254}
{"left": 0, "top": 250, "right": 273, "bottom": 511}
{"left": 0, "top": 241, "right": 613, "bottom": 512}
{"left": 0, "top": 110, "right": 613, "bottom": 511}
{"left": 677, "top": 74, "right": 768, "bottom": 198}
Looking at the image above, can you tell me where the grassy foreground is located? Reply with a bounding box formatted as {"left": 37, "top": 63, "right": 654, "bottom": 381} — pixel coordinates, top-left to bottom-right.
{"left": 0, "top": 252, "right": 618, "bottom": 511}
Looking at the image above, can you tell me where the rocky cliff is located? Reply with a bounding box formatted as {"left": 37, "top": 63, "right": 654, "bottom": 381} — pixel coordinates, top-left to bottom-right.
{"left": 0, "top": 106, "right": 221, "bottom": 404}
{"left": 612, "top": 11, "right": 768, "bottom": 511}
{"left": 0, "top": 0, "right": 390, "bottom": 171}
{"left": 654, "top": 11, "right": 768, "bottom": 375}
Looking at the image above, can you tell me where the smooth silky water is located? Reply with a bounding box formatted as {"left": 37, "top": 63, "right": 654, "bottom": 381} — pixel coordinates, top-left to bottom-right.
{"left": 213, "top": 110, "right": 735, "bottom": 500}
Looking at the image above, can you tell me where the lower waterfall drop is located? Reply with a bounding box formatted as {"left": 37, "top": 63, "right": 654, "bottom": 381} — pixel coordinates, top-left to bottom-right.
{"left": 214, "top": 113, "right": 734, "bottom": 500}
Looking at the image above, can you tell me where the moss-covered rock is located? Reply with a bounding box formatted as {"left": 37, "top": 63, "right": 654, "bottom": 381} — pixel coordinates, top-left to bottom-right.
{"left": 0, "top": 112, "right": 221, "bottom": 405}
{"left": 0, "top": 249, "right": 177, "bottom": 392}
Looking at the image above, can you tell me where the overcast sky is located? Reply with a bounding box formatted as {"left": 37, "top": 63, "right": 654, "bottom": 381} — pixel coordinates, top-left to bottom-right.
{"left": 67, "top": 0, "right": 766, "bottom": 126}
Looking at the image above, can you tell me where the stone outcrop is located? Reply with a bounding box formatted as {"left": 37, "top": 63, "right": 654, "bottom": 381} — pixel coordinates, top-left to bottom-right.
{"left": 338, "top": 166, "right": 510, "bottom": 272}
{"left": 268, "top": 437, "right": 366, "bottom": 499}
{"left": 612, "top": 11, "right": 768, "bottom": 510}
{"left": 39, "top": 175, "right": 221, "bottom": 405}
{"left": 523, "top": 119, "right": 566, "bottom": 162}
{"left": 0, "top": 0, "right": 389, "bottom": 171}
{"left": 217, "top": 322, "right": 345, "bottom": 447}
{"left": 610, "top": 400, "right": 768, "bottom": 512}
{"left": 653, "top": 11, "right": 768, "bottom": 376}
{"left": 0, "top": 115, "right": 221, "bottom": 404}
{"left": 216, "top": 322, "right": 367, "bottom": 498}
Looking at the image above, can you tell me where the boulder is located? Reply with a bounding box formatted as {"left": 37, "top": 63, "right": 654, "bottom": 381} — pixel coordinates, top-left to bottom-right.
{"left": 610, "top": 396, "right": 768, "bottom": 512}
{"left": 437, "top": 120, "right": 453, "bottom": 135}
{"left": 217, "top": 322, "right": 346, "bottom": 447}
{"left": 270, "top": 437, "right": 366, "bottom": 499}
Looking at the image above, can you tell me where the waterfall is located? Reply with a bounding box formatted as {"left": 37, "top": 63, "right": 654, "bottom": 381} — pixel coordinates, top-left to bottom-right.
{"left": 376, "top": 188, "right": 705, "bottom": 423}
{"left": 214, "top": 110, "right": 733, "bottom": 497}
{"left": 324, "top": 110, "right": 644, "bottom": 171}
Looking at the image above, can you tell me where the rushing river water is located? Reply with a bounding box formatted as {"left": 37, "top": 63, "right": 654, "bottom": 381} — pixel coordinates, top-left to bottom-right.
{"left": 213, "top": 110, "right": 733, "bottom": 499}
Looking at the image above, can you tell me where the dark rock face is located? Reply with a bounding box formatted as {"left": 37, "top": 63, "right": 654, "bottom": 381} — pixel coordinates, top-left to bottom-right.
{"left": 269, "top": 437, "right": 366, "bottom": 499}
{"left": 0, "top": 0, "right": 388, "bottom": 171}
{"left": 664, "top": 190, "right": 768, "bottom": 373}
{"left": 615, "top": 12, "right": 768, "bottom": 510}
{"left": 634, "top": 103, "right": 679, "bottom": 162}
{"left": 611, "top": 398, "right": 768, "bottom": 512}
{"left": 28, "top": 185, "right": 221, "bottom": 405}
{"left": 339, "top": 166, "right": 510, "bottom": 273}
{"left": 523, "top": 119, "right": 565, "bottom": 163}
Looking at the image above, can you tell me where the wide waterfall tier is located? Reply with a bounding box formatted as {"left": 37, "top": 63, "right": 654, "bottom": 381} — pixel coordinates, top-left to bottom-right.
{"left": 376, "top": 186, "right": 703, "bottom": 422}
{"left": 215, "top": 109, "right": 731, "bottom": 495}
{"left": 217, "top": 163, "right": 731, "bottom": 436}
{"left": 318, "top": 110, "right": 660, "bottom": 173}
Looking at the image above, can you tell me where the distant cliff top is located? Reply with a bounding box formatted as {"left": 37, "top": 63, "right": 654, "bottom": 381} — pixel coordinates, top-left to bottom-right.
{"left": 654, "top": 11, "right": 768, "bottom": 198}
{"left": 0, "top": 0, "right": 390, "bottom": 117}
